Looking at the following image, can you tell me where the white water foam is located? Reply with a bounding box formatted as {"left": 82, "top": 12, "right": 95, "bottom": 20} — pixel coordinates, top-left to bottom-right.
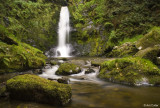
{"left": 39, "top": 65, "right": 61, "bottom": 79}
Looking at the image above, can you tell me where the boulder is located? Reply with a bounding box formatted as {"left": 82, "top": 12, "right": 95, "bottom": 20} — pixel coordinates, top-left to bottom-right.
{"left": 85, "top": 68, "right": 95, "bottom": 74}
{"left": 98, "top": 57, "right": 160, "bottom": 86}
{"left": 56, "top": 63, "right": 81, "bottom": 75}
{"left": 6, "top": 74, "right": 72, "bottom": 105}
{"left": 57, "top": 77, "right": 70, "bottom": 84}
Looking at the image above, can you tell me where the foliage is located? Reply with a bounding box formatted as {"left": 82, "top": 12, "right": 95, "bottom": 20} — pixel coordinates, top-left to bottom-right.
{"left": 69, "top": 0, "right": 160, "bottom": 56}
{"left": 0, "top": 0, "right": 61, "bottom": 51}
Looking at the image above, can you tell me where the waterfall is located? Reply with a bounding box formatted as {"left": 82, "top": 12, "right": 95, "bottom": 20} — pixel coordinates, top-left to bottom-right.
{"left": 55, "top": 6, "right": 71, "bottom": 57}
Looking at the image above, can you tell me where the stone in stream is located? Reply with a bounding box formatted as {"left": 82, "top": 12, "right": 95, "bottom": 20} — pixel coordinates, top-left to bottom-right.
{"left": 44, "top": 64, "right": 52, "bottom": 69}
{"left": 56, "top": 63, "right": 81, "bottom": 75}
{"left": 32, "top": 69, "right": 42, "bottom": 74}
{"left": 6, "top": 74, "right": 72, "bottom": 105}
{"left": 85, "top": 68, "right": 95, "bottom": 74}
{"left": 57, "top": 77, "right": 70, "bottom": 84}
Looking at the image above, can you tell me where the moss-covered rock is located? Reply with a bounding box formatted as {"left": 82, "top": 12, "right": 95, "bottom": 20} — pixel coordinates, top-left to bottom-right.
{"left": 98, "top": 57, "right": 160, "bottom": 86}
{"left": 107, "top": 42, "right": 139, "bottom": 57}
{"left": 135, "top": 46, "right": 160, "bottom": 64}
{"left": 136, "top": 27, "right": 160, "bottom": 50}
{"left": 0, "top": 26, "right": 46, "bottom": 73}
{"left": 6, "top": 74, "right": 71, "bottom": 105}
{"left": 56, "top": 63, "right": 81, "bottom": 75}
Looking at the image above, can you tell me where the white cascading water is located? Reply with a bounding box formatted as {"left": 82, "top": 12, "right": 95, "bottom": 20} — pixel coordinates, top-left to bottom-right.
{"left": 55, "top": 6, "right": 71, "bottom": 57}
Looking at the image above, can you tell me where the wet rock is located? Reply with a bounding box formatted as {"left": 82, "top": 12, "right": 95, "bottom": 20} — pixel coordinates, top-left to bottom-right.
{"left": 44, "top": 64, "right": 52, "bottom": 69}
{"left": 50, "top": 60, "right": 57, "bottom": 65}
{"left": 48, "top": 78, "right": 57, "bottom": 81}
{"left": 57, "top": 77, "right": 70, "bottom": 84}
{"left": 56, "top": 63, "right": 81, "bottom": 75}
{"left": 6, "top": 74, "right": 72, "bottom": 105}
{"left": 85, "top": 68, "right": 95, "bottom": 74}
{"left": 33, "top": 69, "right": 42, "bottom": 74}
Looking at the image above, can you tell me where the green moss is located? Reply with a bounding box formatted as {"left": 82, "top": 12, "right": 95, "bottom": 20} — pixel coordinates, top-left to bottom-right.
{"left": 0, "top": 0, "right": 61, "bottom": 51}
{"left": 98, "top": 57, "right": 160, "bottom": 86}
{"left": 56, "top": 63, "right": 81, "bottom": 75}
{"left": 119, "top": 35, "right": 143, "bottom": 45}
{"left": 135, "top": 46, "right": 160, "bottom": 64}
{"left": 0, "top": 29, "right": 46, "bottom": 73}
{"left": 107, "top": 42, "right": 139, "bottom": 57}
{"left": 136, "top": 27, "right": 160, "bottom": 50}
{"left": 69, "top": 0, "right": 160, "bottom": 56}
{"left": 6, "top": 74, "right": 71, "bottom": 105}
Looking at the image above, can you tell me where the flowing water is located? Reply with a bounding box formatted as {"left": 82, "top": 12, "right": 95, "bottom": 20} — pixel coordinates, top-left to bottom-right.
{"left": 1, "top": 58, "right": 159, "bottom": 108}
{"left": 55, "top": 6, "right": 71, "bottom": 57}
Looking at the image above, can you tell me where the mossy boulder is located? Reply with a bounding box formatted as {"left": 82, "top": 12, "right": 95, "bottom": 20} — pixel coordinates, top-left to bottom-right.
{"left": 107, "top": 42, "right": 139, "bottom": 57}
{"left": 98, "top": 57, "right": 160, "bottom": 86}
{"left": 6, "top": 74, "right": 72, "bottom": 105}
{"left": 135, "top": 46, "right": 160, "bottom": 64}
{"left": 0, "top": 42, "right": 46, "bottom": 73}
{"left": 0, "top": 27, "right": 46, "bottom": 73}
{"left": 136, "top": 27, "right": 160, "bottom": 50}
{"left": 56, "top": 63, "right": 81, "bottom": 75}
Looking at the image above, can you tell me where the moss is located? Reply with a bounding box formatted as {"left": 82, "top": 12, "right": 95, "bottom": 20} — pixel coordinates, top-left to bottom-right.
{"left": 135, "top": 46, "right": 160, "bottom": 64}
{"left": 98, "top": 57, "right": 160, "bottom": 86}
{"left": 56, "top": 63, "right": 81, "bottom": 75}
{"left": 0, "top": 31, "right": 46, "bottom": 73}
{"left": 6, "top": 74, "right": 71, "bottom": 105}
{"left": 107, "top": 42, "right": 139, "bottom": 57}
{"left": 0, "top": 0, "right": 61, "bottom": 51}
{"left": 69, "top": 0, "right": 160, "bottom": 56}
{"left": 136, "top": 27, "right": 160, "bottom": 50}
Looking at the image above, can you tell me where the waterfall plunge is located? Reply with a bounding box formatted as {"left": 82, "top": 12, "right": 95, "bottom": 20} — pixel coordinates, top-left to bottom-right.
{"left": 55, "top": 6, "right": 71, "bottom": 57}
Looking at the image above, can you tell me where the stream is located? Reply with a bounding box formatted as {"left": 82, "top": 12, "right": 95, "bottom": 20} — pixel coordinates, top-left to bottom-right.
{"left": 0, "top": 57, "right": 160, "bottom": 108}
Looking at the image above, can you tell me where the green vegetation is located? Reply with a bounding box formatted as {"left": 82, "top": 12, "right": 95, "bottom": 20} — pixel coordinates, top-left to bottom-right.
{"left": 107, "top": 42, "right": 138, "bottom": 57}
{"left": 136, "top": 27, "right": 160, "bottom": 50}
{"left": 135, "top": 46, "right": 160, "bottom": 64}
{"left": 98, "top": 57, "right": 160, "bottom": 86}
{"left": 6, "top": 74, "right": 71, "bottom": 105}
{"left": 56, "top": 63, "right": 81, "bottom": 75}
{"left": 0, "top": 0, "right": 62, "bottom": 51}
{"left": 69, "top": 0, "right": 160, "bottom": 56}
{"left": 119, "top": 35, "right": 143, "bottom": 45}
{"left": 0, "top": 25, "right": 46, "bottom": 73}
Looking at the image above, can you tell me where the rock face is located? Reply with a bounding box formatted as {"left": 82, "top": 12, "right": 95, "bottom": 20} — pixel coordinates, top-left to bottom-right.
{"left": 107, "top": 42, "right": 139, "bottom": 57}
{"left": 56, "top": 63, "right": 81, "bottom": 75}
{"left": 98, "top": 57, "right": 160, "bottom": 86}
{"left": 6, "top": 74, "right": 72, "bottom": 106}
